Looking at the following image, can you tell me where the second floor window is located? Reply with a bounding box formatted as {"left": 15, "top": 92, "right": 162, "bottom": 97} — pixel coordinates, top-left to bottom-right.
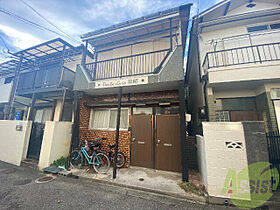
{"left": 247, "top": 23, "right": 280, "bottom": 33}
{"left": 89, "top": 108, "right": 129, "bottom": 130}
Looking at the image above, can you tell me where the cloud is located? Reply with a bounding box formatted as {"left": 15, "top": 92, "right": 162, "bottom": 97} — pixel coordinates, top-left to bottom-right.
{"left": 0, "top": 0, "right": 219, "bottom": 55}
{"left": 82, "top": 0, "right": 187, "bottom": 28}
{"left": 0, "top": 24, "right": 42, "bottom": 49}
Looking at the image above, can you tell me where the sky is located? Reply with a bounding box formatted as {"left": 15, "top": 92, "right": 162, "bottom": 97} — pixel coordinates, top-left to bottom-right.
{"left": 0, "top": 0, "right": 223, "bottom": 62}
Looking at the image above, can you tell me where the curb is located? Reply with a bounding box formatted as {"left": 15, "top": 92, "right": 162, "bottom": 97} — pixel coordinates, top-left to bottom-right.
{"left": 72, "top": 173, "right": 280, "bottom": 208}
{"left": 71, "top": 172, "right": 208, "bottom": 204}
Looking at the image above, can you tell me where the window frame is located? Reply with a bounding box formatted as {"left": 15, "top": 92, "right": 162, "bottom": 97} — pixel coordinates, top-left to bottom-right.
{"left": 247, "top": 23, "right": 280, "bottom": 33}
{"left": 89, "top": 108, "right": 129, "bottom": 131}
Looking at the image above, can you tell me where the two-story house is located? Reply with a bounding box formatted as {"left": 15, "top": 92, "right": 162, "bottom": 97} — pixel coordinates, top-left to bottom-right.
{"left": 0, "top": 38, "right": 84, "bottom": 161}
{"left": 186, "top": 0, "right": 280, "bottom": 135}
{"left": 73, "top": 4, "right": 192, "bottom": 180}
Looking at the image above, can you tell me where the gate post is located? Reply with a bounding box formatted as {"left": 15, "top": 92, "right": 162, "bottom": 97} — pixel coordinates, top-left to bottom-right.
{"left": 178, "top": 80, "right": 188, "bottom": 182}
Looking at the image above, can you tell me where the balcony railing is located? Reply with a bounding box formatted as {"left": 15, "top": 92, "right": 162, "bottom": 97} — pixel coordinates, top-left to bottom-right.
{"left": 85, "top": 49, "right": 170, "bottom": 80}
{"left": 203, "top": 42, "right": 280, "bottom": 73}
{"left": 17, "top": 66, "right": 75, "bottom": 94}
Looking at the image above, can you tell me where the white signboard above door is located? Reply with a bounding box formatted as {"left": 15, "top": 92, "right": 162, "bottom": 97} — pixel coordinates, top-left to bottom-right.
{"left": 95, "top": 76, "right": 148, "bottom": 89}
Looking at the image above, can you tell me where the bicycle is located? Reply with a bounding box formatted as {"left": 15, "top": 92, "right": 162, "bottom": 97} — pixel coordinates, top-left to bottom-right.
{"left": 69, "top": 140, "right": 110, "bottom": 174}
{"left": 107, "top": 143, "right": 126, "bottom": 168}
{"left": 97, "top": 137, "right": 126, "bottom": 168}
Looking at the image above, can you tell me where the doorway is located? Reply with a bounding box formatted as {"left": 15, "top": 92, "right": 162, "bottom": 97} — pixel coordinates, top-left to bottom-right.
{"left": 27, "top": 107, "right": 52, "bottom": 159}
{"left": 130, "top": 114, "right": 181, "bottom": 172}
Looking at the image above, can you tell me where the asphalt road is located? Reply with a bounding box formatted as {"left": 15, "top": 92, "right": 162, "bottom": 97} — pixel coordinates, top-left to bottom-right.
{"left": 0, "top": 161, "right": 237, "bottom": 210}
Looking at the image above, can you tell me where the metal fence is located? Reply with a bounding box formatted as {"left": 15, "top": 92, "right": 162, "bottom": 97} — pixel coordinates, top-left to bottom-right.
{"left": 203, "top": 42, "right": 280, "bottom": 73}
{"left": 85, "top": 49, "right": 170, "bottom": 80}
{"left": 266, "top": 131, "right": 280, "bottom": 190}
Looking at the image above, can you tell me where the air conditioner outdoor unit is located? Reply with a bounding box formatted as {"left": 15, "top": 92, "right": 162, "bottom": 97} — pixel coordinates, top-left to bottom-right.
{"left": 270, "top": 88, "right": 280, "bottom": 100}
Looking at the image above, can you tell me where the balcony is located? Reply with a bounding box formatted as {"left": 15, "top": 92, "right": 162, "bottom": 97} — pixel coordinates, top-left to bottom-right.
{"left": 85, "top": 49, "right": 170, "bottom": 81}
{"left": 74, "top": 45, "right": 185, "bottom": 94}
{"left": 16, "top": 65, "right": 75, "bottom": 95}
{"left": 203, "top": 42, "right": 280, "bottom": 73}
{"left": 202, "top": 42, "right": 280, "bottom": 84}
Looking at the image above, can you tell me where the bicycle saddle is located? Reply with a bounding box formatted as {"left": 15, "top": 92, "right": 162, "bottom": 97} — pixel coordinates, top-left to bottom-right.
{"left": 89, "top": 141, "right": 101, "bottom": 149}
{"left": 109, "top": 144, "right": 115, "bottom": 149}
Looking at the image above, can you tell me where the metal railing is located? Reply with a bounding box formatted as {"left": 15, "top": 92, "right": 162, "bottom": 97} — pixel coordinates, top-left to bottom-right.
{"left": 203, "top": 42, "right": 280, "bottom": 73}
{"left": 266, "top": 131, "right": 280, "bottom": 191}
{"left": 17, "top": 66, "right": 74, "bottom": 92}
{"left": 85, "top": 49, "right": 170, "bottom": 80}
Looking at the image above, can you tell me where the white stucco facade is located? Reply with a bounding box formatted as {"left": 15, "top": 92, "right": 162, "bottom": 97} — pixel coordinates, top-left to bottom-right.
{"left": 186, "top": 0, "right": 280, "bottom": 133}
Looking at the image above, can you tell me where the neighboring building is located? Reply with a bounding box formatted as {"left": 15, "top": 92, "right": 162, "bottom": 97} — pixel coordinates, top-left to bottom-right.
{"left": 186, "top": 0, "right": 280, "bottom": 135}
{"left": 0, "top": 38, "right": 84, "bottom": 160}
{"left": 73, "top": 4, "right": 192, "bottom": 178}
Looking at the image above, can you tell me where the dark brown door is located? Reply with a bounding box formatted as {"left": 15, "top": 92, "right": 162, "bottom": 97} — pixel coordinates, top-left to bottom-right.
{"left": 156, "top": 115, "right": 181, "bottom": 172}
{"left": 230, "top": 111, "right": 258, "bottom": 122}
{"left": 131, "top": 115, "right": 153, "bottom": 168}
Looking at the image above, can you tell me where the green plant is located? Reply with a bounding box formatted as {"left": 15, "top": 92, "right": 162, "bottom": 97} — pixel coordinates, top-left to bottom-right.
{"left": 51, "top": 156, "right": 68, "bottom": 169}
{"left": 178, "top": 181, "right": 204, "bottom": 196}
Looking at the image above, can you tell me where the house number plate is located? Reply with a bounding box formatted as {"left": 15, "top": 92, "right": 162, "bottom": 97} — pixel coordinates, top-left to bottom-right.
{"left": 163, "top": 143, "right": 172, "bottom": 147}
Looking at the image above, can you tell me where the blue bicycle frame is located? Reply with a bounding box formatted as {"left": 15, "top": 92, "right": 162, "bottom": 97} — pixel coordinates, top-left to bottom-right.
{"left": 76, "top": 147, "right": 101, "bottom": 166}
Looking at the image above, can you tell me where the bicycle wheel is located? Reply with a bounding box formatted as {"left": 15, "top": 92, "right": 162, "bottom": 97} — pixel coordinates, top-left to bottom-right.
{"left": 69, "top": 150, "right": 83, "bottom": 168}
{"left": 116, "top": 152, "right": 126, "bottom": 168}
{"left": 93, "top": 153, "right": 110, "bottom": 174}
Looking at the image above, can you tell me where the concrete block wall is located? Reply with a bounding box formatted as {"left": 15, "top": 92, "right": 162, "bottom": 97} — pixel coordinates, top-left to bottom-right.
{"left": 202, "top": 122, "right": 249, "bottom": 199}
{"left": 79, "top": 90, "right": 179, "bottom": 167}
{"left": 201, "top": 122, "right": 268, "bottom": 199}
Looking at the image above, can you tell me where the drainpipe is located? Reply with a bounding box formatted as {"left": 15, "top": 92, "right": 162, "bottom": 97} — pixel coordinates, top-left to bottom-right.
{"left": 202, "top": 77, "right": 209, "bottom": 122}
{"left": 194, "top": 19, "right": 209, "bottom": 121}
{"left": 178, "top": 80, "right": 188, "bottom": 182}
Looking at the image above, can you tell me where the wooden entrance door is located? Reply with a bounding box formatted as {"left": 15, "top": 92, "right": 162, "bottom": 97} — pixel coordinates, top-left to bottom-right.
{"left": 155, "top": 114, "right": 181, "bottom": 172}
{"left": 131, "top": 115, "right": 153, "bottom": 168}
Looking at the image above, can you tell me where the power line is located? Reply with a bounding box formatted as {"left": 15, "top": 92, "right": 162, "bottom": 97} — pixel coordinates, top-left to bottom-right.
{"left": 0, "top": 8, "right": 64, "bottom": 36}
{"left": 0, "top": 7, "right": 79, "bottom": 44}
{"left": 0, "top": 34, "right": 10, "bottom": 51}
{"left": 18, "top": 0, "right": 80, "bottom": 44}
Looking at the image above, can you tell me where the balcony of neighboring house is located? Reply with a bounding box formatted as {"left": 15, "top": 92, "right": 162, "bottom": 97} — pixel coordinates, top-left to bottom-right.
{"left": 16, "top": 63, "right": 75, "bottom": 95}
{"left": 0, "top": 38, "right": 83, "bottom": 120}
{"left": 10, "top": 38, "right": 83, "bottom": 96}
{"left": 202, "top": 30, "right": 280, "bottom": 85}
{"left": 74, "top": 4, "right": 191, "bottom": 95}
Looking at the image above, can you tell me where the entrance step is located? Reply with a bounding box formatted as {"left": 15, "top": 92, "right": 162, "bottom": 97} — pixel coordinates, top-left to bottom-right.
{"left": 21, "top": 158, "right": 38, "bottom": 170}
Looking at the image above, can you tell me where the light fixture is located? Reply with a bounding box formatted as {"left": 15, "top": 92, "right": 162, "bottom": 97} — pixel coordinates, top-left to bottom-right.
{"left": 246, "top": 0, "right": 256, "bottom": 8}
